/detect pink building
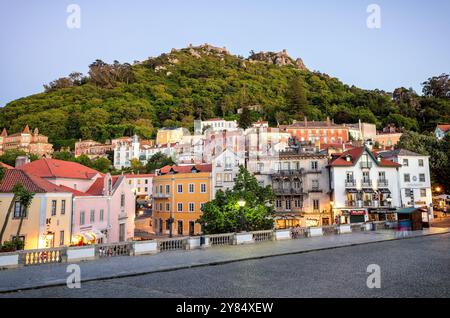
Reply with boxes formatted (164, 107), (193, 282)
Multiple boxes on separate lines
(19, 158), (135, 244)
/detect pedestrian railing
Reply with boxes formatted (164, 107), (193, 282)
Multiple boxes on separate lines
(290, 228), (306, 239)
(208, 233), (234, 246)
(252, 230), (274, 242)
(95, 242), (133, 258)
(322, 225), (337, 236)
(19, 247), (66, 266)
(158, 237), (187, 251)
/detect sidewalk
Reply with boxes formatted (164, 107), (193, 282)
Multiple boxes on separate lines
(1, 227), (449, 293)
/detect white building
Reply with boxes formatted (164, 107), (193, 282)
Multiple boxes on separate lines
(329, 146), (402, 224)
(211, 149), (244, 198)
(194, 118), (238, 134)
(379, 148), (433, 221)
(124, 173), (154, 201)
(113, 135), (140, 169)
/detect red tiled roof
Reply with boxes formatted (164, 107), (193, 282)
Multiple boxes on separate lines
(86, 176), (120, 196)
(159, 164), (212, 174)
(19, 158), (101, 180)
(0, 162), (13, 169)
(437, 124), (450, 133)
(0, 169), (72, 193)
(329, 147), (401, 167)
(1, 128), (7, 137)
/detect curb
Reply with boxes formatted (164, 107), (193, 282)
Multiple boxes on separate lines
(1, 230), (449, 294)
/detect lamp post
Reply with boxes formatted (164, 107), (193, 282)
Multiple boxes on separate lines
(237, 199), (246, 232)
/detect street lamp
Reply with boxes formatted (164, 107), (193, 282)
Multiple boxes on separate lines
(238, 199), (246, 208)
(236, 199), (246, 233)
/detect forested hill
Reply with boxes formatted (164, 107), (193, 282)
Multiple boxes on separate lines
(0, 43), (449, 149)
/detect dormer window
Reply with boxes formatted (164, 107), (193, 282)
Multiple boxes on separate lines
(346, 155), (352, 162)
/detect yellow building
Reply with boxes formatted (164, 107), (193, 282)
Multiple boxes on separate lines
(156, 127), (185, 146)
(153, 164), (212, 236)
(0, 169), (73, 250)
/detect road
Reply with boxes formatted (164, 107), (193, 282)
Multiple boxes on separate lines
(2, 233), (449, 298)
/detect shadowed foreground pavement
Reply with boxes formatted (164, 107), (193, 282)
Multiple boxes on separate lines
(2, 233), (449, 298)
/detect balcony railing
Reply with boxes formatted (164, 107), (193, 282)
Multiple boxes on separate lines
(360, 162), (372, 169)
(309, 187), (322, 193)
(345, 180), (356, 187)
(361, 179), (372, 187)
(377, 179), (388, 187)
(345, 200), (364, 208)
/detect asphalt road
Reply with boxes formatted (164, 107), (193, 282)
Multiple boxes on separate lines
(2, 233), (449, 298)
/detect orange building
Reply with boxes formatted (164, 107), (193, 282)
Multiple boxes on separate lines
(152, 164), (212, 237)
(280, 117), (349, 144)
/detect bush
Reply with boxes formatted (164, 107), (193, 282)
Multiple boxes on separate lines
(0, 238), (24, 252)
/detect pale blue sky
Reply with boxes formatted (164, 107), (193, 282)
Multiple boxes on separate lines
(0, 0), (449, 106)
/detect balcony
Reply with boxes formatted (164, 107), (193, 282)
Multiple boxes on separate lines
(345, 180), (356, 187)
(309, 187), (322, 193)
(377, 179), (389, 187)
(306, 168), (322, 174)
(345, 200), (364, 208)
(154, 193), (170, 199)
(360, 162), (372, 169)
(361, 179), (372, 187)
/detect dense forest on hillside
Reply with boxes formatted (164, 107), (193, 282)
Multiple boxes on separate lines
(0, 44), (449, 150)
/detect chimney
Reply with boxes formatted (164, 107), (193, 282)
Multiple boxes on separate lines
(15, 156), (30, 168)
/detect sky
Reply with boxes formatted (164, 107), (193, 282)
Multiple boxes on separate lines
(0, 0), (449, 106)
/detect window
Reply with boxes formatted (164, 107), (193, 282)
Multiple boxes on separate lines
(80, 211), (85, 225)
(418, 159), (424, 167)
(120, 194), (125, 207)
(177, 184), (183, 193)
(51, 200), (57, 216)
(312, 180), (319, 190)
(346, 172), (354, 182)
(165, 185), (170, 194)
(419, 174), (425, 182)
(200, 183), (207, 193)
(420, 188), (427, 197)
(177, 203), (183, 212)
(61, 200), (66, 215)
(159, 185), (163, 193)
(275, 200), (282, 208)
(378, 171), (386, 180)
(286, 200), (291, 210)
(294, 199), (302, 208)
(313, 200), (320, 211)
(189, 203), (195, 212)
(188, 184), (194, 193)
(404, 174), (410, 182)
(166, 203), (170, 211)
(145, 179), (148, 184)
(311, 161), (318, 170)
(144, 187), (148, 192)
(99, 209), (104, 222)
(159, 203), (163, 211)
(403, 159), (409, 166)
(59, 231), (65, 246)
(200, 203), (206, 210)
(224, 173), (232, 182)
(405, 189), (412, 197)
(90, 210), (95, 223)
(13, 202), (24, 218)
(257, 162), (264, 172)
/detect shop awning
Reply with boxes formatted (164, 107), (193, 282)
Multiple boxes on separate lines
(346, 188), (359, 193)
(378, 188), (391, 194)
(363, 189), (375, 193)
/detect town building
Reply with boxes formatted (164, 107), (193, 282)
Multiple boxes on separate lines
(280, 117), (349, 144)
(211, 149), (244, 198)
(379, 149), (433, 221)
(152, 164), (212, 236)
(329, 147), (402, 224)
(124, 173), (154, 200)
(156, 127), (186, 146)
(271, 150), (331, 228)
(71, 174), (135, 244)
(344, 120), (376, 141)
(435, 124), (450, 139)
(18, 158), (135, 244)
(370, 132), (403, 148)
(0, 126), (53, 157)
(0, 169), (73, 250)
(194, 118), (238, 134)
(74, 139), (114, 159)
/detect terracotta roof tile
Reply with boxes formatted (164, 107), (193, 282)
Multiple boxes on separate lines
(329, 146), (401, 168)
(437, 124), (450, 132)
(0, 169), (72, 193)
(0, 162), (14, 169)
(159, 164), (212, 174)
(19, 158), (101, 180)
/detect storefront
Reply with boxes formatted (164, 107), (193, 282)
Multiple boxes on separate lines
(368, 208), (397, 221)
(339, 209), (368, 224)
